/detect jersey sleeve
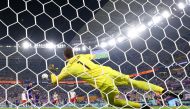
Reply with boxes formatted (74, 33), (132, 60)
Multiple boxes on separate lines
(57, 67), (70, 81)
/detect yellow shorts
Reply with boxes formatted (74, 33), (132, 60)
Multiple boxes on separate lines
(93, 66), (130, 95)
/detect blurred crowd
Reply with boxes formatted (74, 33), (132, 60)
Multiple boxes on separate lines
(0, 66), (190, 108)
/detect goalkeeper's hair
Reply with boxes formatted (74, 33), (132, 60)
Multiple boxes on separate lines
(64, 47), (73, 59)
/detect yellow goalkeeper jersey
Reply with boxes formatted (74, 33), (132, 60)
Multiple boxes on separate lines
(51, 54), (121, 90)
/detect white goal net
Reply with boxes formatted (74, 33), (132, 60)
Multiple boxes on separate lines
(0, 0), (190, 108)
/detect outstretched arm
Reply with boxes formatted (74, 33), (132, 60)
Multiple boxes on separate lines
(57, 67), (69, 82)
(48, 64), (69, 84)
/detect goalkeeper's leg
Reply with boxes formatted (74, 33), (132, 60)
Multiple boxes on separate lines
(113, 73), (182, 103)
(129, 78), (164, 93)
(101, 88), (141, 108)
(105, 67), (164, 93)
(113, 73), (164, 93)
(116, 75), (183, 102)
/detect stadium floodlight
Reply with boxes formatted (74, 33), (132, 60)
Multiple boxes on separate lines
(127, 25), (146, 39)
(6, 46), (11, 48)
(22, 41), (31, 49)
(82, 46), (86, 51)
(46, 42), (56, 49)
(100, 42), (107, 48)
(177, 2), (185, 9)
(161, 11), (171, 18)
(128, 31), (138, 39)
(147, 21), (154, 26)
(108, 39), (116, 46)
(127, 27), (138, 39)
(137, 24), (146, 32)
(117, 36), (125, 43)
(153, 16), (162, 24)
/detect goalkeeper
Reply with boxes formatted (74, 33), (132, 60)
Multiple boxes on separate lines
(49, 47), (178, 108)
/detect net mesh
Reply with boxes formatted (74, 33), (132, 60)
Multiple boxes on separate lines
(0, 0), (190, 108)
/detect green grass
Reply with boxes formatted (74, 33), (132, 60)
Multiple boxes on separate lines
(1, 106), (190, 109)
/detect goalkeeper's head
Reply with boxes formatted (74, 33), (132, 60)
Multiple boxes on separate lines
(64, 47), (73, 60)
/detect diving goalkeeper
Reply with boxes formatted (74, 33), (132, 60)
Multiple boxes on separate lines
(49, 47), (179, 108)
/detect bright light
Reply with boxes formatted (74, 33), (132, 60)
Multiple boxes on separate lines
(108, 39), (116, 46)
(82, 46), (86, 51)
(161, 11), (171, 18)
(46, 42), (56, 49)
(127, 24), (146, 39)
(6, 46), (11, 48)
(100, 42), (107, 48)
(117, 37), (125, 43)
(127, 28), (138, 39)
(22, 41), (31, 49)
(153, 16), (162, 24)
(137, 24), (146, 32)
(177, 2), (185, 9)
(147, 21), (153, 26)
(74, 47), (80, 51)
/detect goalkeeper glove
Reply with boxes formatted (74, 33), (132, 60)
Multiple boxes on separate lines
(48, 64), (59, 72)
(50, 73), (57, 85)
(48, 64), (58, 85)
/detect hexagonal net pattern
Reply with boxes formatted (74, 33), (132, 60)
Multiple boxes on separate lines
(0, 0), (190, 109)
